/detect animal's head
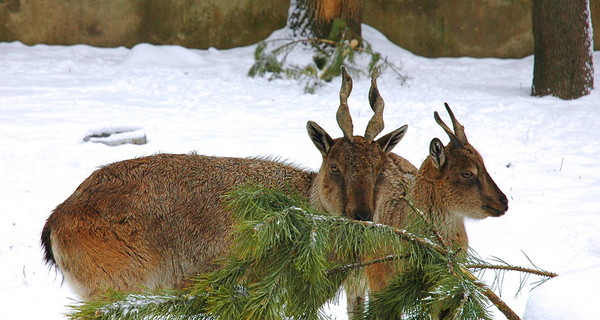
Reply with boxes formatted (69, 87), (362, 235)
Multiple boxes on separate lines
(307, 68), (408, 221)
(426, 103), (508, 219)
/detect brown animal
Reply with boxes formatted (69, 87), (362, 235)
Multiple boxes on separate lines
(42, 155), (314, 298)
(41, 68), (411, 301)
(366, 103), (509, 297)
(331, 70), (416, 317)
(308, 68), (412, 222)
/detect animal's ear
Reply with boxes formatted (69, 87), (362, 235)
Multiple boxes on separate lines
(429, 138), (446, 171)
(307, 121), (334, 157)
(376, 125), (408, 153)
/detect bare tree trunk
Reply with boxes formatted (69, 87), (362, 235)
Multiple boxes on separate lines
(532, 0), (594, 100)
(288, 0), (362, 41)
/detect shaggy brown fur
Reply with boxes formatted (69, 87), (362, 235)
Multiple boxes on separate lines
(41, 69), (412, 301)
(41, 154), (314, 298)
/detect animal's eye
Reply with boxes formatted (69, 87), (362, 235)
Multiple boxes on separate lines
(461, 172), (473, 179)
(330, 164), (340, 173)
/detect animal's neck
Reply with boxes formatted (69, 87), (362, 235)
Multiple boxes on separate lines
(428, 203), (468, 251)
(309, 171), (328, 212)
(412, 161), (468, 251)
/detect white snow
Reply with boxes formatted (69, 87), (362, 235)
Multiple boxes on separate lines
(523, 265), (600, 320)
(1, 25), (599, 319)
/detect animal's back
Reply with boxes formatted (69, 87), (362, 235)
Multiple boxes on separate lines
(41, 153), (314, 298)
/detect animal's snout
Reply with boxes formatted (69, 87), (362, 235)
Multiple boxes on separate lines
(499, 194), (509, 211)
(351, 208), (373, 222)
(484, 194), (509, 217)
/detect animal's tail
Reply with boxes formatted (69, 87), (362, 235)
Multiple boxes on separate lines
(40, 222), (56, 267)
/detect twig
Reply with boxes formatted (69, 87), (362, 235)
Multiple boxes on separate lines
(266, 37), (341, 54)
(478, 284), (521, 320)
(326, 254), (409, 276)
(467, 264), (558, 278)
(461, 267), (521, 320)
(252, 207), (294, 231)
(342, 217), (449, 255)
(393, 190), (525, 319)
(266, 36), (376, 57)
(400, 193), (449, 249)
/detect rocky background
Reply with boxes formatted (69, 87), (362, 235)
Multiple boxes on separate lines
(0, 0), (598, 58)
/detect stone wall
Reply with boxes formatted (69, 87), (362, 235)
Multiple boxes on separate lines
(0, 0), (289, 49)
(0, 0), (598, 58)
(363, 0), (600, 58)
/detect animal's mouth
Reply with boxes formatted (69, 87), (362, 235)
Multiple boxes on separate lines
(484, 205), (507, 217)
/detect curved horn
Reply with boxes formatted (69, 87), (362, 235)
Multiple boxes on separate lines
(434, 107), (464, 148)
(337, 67), (354, 141)
(365, 68), (385, 142)
(443, 102), (468, 144)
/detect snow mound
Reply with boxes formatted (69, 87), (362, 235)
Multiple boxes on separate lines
(83, 126), (147, 146)
(523, 265), (600, 320)
(121, 43), (206, 67)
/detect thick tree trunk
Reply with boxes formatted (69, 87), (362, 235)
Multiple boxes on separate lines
(288, 0), (362, 41)
(532, 0), (594, 99)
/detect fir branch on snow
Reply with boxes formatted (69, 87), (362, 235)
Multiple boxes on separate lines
(248, 27), (408, 93)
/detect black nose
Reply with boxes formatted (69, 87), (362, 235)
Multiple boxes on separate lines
(500, 194), (509, 210)
(353, 209), (372, 222)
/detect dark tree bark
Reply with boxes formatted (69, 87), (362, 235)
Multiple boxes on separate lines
(288, 0), (363, 41)
(532, 0), (594, 100)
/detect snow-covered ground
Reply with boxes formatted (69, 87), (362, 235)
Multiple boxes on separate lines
(1, 25), (599, 319)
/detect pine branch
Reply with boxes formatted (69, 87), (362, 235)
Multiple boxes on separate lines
(248, 201), (447, 257)
(265, 37), (340, 52)
(391, 189), (541, 319)
(479, 285), (521, 320)
(400, 192), (449, 249)
(330, 255), (551, 320)
(68, 290), (211, 320)
(326, 254), (409, 276)
(469, 274), (521, 320)
(467, 263), (558, 278)
(68, 185), (558, 320)
(249, 30), (409, 93)
(353, 219), (447, 256)
(390, 189), (525, 319)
